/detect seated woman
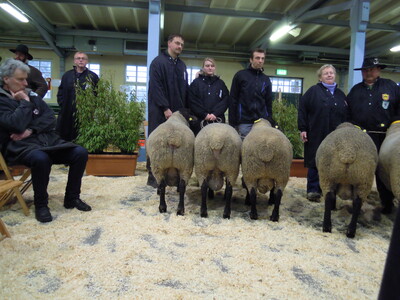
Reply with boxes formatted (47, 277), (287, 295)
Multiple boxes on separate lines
(188, 57), (229, 135)
(0, 58), (91, 223)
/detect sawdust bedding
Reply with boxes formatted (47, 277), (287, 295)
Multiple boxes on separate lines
(0, 162), (396, 299)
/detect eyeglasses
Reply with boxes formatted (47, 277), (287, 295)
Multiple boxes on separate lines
(75, 57), (88, 60)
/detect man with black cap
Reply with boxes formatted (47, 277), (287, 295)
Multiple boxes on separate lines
(9, 44), (48, 98)
(347, 57), (400, 214)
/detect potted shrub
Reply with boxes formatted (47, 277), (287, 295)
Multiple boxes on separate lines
(272, 99), (307, 177)
(75, 76), (145, 176)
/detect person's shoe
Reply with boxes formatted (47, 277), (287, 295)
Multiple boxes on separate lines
(64, 198), (92, 211)
(147, 172), (158, 188)
(35, 206), (53, 223)
(307, 192), (321, 202)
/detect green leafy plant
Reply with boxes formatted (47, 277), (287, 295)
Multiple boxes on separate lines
(273, 99), (304, 158)
(75, 77), (145, 154)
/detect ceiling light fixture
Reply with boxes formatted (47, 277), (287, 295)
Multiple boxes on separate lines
(0, 3), (29, 23)
(269, 24), (296, 42)
(390, 45), (400, 52)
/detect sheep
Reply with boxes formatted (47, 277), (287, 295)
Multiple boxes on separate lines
(194, 123), (242, 219)
(241, 119), (293, 221)
(146, 110), (195, 215)
(377, 122), (400, 211)
(316, 122), (378, 238)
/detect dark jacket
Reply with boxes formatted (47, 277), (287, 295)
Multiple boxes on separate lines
(229, 65), (273, 126)
(347, 77), (400, 133)
(188, 74), (229, 133)
(27, 64), (48, 98)
(298, 83), (348, 168)
(148, 51), (188, 135)
(0, 87), (76, 164)
(56, 67), (99, 141)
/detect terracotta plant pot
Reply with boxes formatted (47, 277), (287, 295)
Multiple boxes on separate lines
(86, 154), (138, 176)
(290, 159), (307, 178)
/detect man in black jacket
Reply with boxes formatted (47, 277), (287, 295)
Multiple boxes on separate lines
(229, 48), (274, 139)
(347, 57), (400, 214)
(0, 59), (91, 223)
(57, 51), (99, 141)
(147, 34), (189, 186)
(10, 44), (48, 98)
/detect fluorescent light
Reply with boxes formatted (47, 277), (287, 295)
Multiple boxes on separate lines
(390, 45), (400, 52)
(0, 3), (29, 23)
(270, 24), (295, 42)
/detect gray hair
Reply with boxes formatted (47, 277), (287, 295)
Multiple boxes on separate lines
(0, 58), (30, 85)
(317, 64), (336, 79)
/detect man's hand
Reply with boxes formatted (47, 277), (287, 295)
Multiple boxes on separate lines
(164, 109), (172, 119)
(11, 90), (30, 101)
(10, 129), (32, 141)
(205, 114), (217, 121)
(300, 131), (308, 142)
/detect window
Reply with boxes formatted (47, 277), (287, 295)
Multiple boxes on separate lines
(30, 60), (51, 99)
(88, 63), (100, 76)
(270, 77), (303, 94)
(187, 66), (201, 84)
(125, 65), (147, 101)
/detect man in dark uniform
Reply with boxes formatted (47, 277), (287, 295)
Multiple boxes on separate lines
(147, 34), (189, 186)
(10, 44), (48, 98)
(229, 48), (274, 139)
(57, 51), (99, 142)
(347, 57), (400, 214)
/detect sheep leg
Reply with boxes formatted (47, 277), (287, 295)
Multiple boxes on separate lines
(270, 188), (282, 222)
(242, 177), (251, 206)
(158, 180), (167, 213)
(177, 179), (186, 216)
(200, 180), (208, 218)
(208, 189), (215, 199)
(322, 191), (335, 233)
(268, 187), (276, 205)
(223, 180), (232, 219)
(249, 187), (258, 220)
(346, 196), (362, 238)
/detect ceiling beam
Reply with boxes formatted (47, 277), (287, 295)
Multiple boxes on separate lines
(297, 1), (352, 22)
(8, 0), (65, 57)
(55, 29), (147, 40)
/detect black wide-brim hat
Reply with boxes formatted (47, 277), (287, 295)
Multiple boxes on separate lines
(354, 57), (387, 70)
(9, 44), (33, 60)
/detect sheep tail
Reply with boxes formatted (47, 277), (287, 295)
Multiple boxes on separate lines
(256, 139), (274, 163)
(338, 146), (356, 164)
(167, 133), (182, 150)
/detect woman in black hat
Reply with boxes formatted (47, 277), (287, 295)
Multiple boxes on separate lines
(9, 44), (48, 98)
(347, 57), (400, 214)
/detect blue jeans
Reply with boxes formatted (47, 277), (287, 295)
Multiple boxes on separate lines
(238, 124), (253, 140)
(21, 146), (88, 208)
(307, 167), (322, 194)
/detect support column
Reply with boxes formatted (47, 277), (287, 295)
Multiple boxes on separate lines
(146, 0), (164, 126)
(348, 0), (369, 91)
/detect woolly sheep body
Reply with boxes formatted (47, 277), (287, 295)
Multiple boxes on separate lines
(194, 123), (242, 218)
(316, 122), (378, 238)
(378, 122), (400, 203)
(241, 119), (293, 221)
(146, 111), (195, 215)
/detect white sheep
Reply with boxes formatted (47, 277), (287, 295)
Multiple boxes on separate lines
(378, 122), (400, 211)
(316, 122), (378, 238)
(146, 110), (195, 215)
(194, 123), (242, 219)
(241, 119), (293, 221)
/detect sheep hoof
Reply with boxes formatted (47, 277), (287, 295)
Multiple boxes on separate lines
(322, 226), (332, 233)
(346, 230), (355, 238)
(159, 206), (167, 213)
(201, 212), (208, 218)
(177, 209), (185, 216)
(223, 214), (230, 219)
(250, 212), (258, 220)
(270, 215), (279, 222)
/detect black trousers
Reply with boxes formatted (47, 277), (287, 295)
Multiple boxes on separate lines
(21, 146), (88, 208)
(378, 205), (400, 299)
